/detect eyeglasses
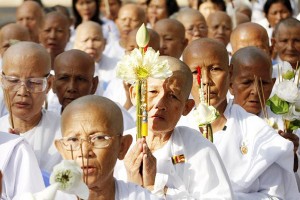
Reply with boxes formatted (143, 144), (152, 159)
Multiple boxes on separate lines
(59, 133), (121, 151)
(186, 25), (207, 35)
(1, 73), (50, 93)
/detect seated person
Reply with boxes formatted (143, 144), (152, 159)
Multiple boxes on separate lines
(0, 131), (44, 199)
(182, 38), (300, 199)
(176, 8), (208, 44)
(115, 56), (234, 199)
(0, 42), (62, 173)
(50, 49), (135, 130)
(54, 95), (160, 199)
(153, 19), (187, 59)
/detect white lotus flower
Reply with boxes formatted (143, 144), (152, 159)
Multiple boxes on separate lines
(193, 103), (219, 126)
(281, 61), (295, 80)
(275, 80), (300, 103)
(50, 160), (89, 200)
(116, 47), (172, 84)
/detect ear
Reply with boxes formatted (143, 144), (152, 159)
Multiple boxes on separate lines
(129, 84), (137, 106)
(182, 38), (188, 50)
(90, 76), (99, 95)
(54, 139), (68, 159)
(182, 99), (195, 116)
(118, 134), (133, 160)
(46, 74), (53, 94)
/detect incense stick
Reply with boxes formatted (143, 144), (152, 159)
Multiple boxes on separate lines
(254, 76), (266, 118)
(86, 153), (89, 185)
(277, 64), (281, 83)
(207, 85), (210, 106)
(3, 89), (14, 129)
(259, 77), (268, 119)
(80, 143), (86, 183)
(70, 145), (74, 160)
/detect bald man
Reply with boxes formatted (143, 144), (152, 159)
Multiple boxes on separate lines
(153, 19), (188, 59)
(16, 1), (44, 43)
(115, 56), (234, 199)
(176, 8), (208, 44)
(181, 38), (300, 199)
(74, 21), (118, 94)
(50, 49), (135, 130)
(104, 3), (146, 60)
(0, 42), (62, 174)
(55, 95), (159, 199)
(39, 11), (70, 68)
(230, 22), (271, 55)
(207, 11), (232, 47)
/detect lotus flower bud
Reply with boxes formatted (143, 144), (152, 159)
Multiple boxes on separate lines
(136, 23), (150, 48)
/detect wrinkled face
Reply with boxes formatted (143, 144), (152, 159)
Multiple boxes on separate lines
(154, 23), (186, 59)
(53, 58), (96, 110)
(2, 54), (51, 121)
(231, 30), (270, 55)
(39, 15), (70, 57)
(146, 76), (189, 134)
(75, 0), (97, 21)
(275, 25), (300, 68)
(207, 15), (232, 46)
(199, 2), (218, 19)
(125, 33), (138, 54)
(75, 27), (105, 62)
(100, 0), (121, 21)
(181, 14), (208, 44)
(59, 106), (122, 188)
(267, 2), (291, 27)
(230, 60), (274, 115)
(16, 6), (41, 38)
(116, 7), (143, 39)
(147, 0), (168, 25)
(184, 48), (229, 110)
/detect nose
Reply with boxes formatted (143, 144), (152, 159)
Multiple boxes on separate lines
(66, 78), (77, 93)
(16, 82), (30, 96)
(86, 39), (93, 48)
(217, 26), (225, 34)
(201, 69), (212, 87)
(80, 140), (94, 158)
(250, 82), (258, 95)
(49, 29), (56, 38)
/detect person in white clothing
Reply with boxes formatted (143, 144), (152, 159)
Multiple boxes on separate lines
(116, 56), (234, 199)
(103, 4), (146, 61)
(182, 38), (300, 199)
(0, 42), (62, 173)
(0, 131), (45, 200)
(54, 95), (160, 200)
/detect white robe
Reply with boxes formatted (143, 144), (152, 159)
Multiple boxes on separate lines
(55, 179), (161, 200)
(0, 89), (8, 117)
(103, 39), (125, 61)
(217, 103), (300, 199)
(115, 126), (234, 199)
(0, 110), (62, 173)
(0, 131), (45, 200)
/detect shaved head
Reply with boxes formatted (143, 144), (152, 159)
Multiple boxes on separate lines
(231, 46), (272, 79)
(230, 22), (270, 54)
(159, 56), (193, 99)
(16, 1), (44, 42)
(3, 41), (50, 73)
(62, 95), (124, 135)
(0, 23), (30, 56)
(176, 8), (206, 23)
(183, 38), (229, 67)
(75, 21), (103, 39)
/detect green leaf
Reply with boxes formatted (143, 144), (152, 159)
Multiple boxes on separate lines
(289, 120), (300, 131)
(266, 95), (289, 114)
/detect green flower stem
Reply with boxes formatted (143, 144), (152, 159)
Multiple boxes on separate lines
(136, 80), (142, 139)
(207, 124), (213, 143)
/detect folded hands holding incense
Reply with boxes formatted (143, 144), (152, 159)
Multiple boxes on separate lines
(124, 138), (156, 191)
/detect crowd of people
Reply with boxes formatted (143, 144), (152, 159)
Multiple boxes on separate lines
(1, 0), (300, 199)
